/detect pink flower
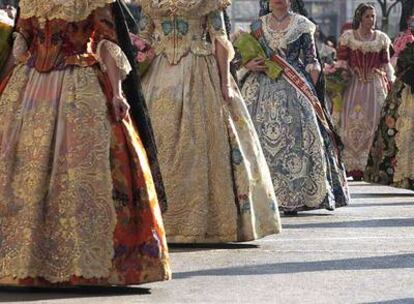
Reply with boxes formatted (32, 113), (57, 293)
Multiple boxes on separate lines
(324, 63), (337, 75)
(136, 52), (147, 63)
(129, 33), (146, 51)
(385, 116), (396, 129)
(393, 31), (414, 56)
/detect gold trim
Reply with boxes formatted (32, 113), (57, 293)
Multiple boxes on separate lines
(136, 0), (231, 17)
(19, 0), (116, 22)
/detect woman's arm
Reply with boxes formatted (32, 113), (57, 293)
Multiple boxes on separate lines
(301, 33), (321, 86)
(381, 46), (396, 84)
(207, 10), (235, 102)
(92, 6), (132, 121)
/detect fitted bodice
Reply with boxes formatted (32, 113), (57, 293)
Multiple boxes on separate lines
(18, 18), (94, 72)
(138, 0), (230, 64)
(152, 16), (213, 64)
(15, 4), (120, 73)
(338, 30), (391, 82)
(255, 14), (319, 74)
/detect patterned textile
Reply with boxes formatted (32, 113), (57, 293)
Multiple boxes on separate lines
(139, 0), (281, 243)
(241, 14), (349, 212)
(0, 3), (170, 286)
(365, 81), (414, 189)
(336, 30), (393, 179)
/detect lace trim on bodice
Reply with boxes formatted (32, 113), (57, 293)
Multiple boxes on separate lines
(19, 0), (115, 22)
(138, 2), (232, 65)
(339, 30), (391, 54)
(136, 0), (231, 17)
(261, 13), (315, 51)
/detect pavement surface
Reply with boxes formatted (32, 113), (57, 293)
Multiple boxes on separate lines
(1, 182), (414, 304)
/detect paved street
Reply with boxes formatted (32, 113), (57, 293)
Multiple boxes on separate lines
(1, 182), (414, 304)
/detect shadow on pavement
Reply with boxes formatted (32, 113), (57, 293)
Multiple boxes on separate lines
(0, 286), (151, 302)
(173, 253), (414, 279)
(352, 193), (414, 198)
(350, 202), (414, 208)
(361, 299), (414, 304)
(169, 243), (259, 252)
(283, 218), (414, 229)
(281, 213), (333, 218)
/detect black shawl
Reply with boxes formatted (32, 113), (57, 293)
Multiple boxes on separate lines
(112, 1), (168, 212)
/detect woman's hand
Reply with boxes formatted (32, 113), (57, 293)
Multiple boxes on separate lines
(112, 95), (130, 122)
(221, 83), (235, 104)
(244, 57), (267, 72)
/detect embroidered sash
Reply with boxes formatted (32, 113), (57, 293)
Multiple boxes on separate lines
(251, 19), (342, 155)
(251, 20), (330, 129)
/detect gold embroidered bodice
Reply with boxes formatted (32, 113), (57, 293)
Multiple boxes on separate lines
(137, 0), (231, 65)
(15, 1), (130, 74)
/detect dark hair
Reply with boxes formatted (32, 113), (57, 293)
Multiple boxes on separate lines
(352, 3), (375, 30)
(326, 35), (337, 49)
(259, 0), (308, 17)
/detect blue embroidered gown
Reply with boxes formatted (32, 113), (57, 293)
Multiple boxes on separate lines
(241, 13), (350, 212)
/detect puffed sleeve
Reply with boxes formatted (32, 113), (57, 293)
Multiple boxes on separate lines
(13, 17), (33, 63)
(137, 11), (154, 44)
(381, 45), (395, 83)
(207, 10), (235, 61)
(336, 31), (351, 69)
(300, 33), (321, 73)
(91, 6), (132, 80)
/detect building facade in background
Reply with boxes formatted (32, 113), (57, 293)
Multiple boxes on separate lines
(230, 0), (402, 38)
(0, 0), (404, 38)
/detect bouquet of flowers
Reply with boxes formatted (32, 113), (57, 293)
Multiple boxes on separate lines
(324, 62), (350, 125)
(129, 33), (155, 76)
(324, 62), (350, 94)
(233, 30), (283, 80)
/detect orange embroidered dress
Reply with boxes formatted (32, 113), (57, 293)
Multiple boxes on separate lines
(0, 0), (170, 286)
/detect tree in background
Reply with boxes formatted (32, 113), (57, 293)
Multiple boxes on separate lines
(375, 0), (403, 33)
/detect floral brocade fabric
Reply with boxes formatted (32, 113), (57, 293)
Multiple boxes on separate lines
(365, 81), (414, 190)
(241, 14), (349, 212)
(139, 0), (281, 243)
(0, 3), (170, 286)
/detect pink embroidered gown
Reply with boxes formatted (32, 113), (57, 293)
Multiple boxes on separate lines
(336, 29), (394, 180)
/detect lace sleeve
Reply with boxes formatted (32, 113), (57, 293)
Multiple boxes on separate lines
(207, 10), (235, 61)
(381, 48), (395, 82)
(12, 32), (28, 63)
(96, 40), (132, 80)
(12, 17), (32, 63)
(301, 33), (321, 73)
(92, 6), (132, 80)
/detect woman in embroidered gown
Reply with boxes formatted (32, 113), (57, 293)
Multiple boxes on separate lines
(0, 0), (170, 286)
(336, 3), (394, 180)
(136, 0), (281, 243)
(365, 16), (414, 189)
(239, 0), (349, 214)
